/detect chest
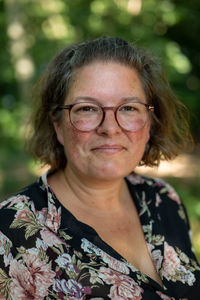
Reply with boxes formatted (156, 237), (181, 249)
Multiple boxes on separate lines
(80, 210), (163, 287)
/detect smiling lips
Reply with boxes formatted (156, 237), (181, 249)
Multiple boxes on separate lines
(92, 144), (125, 153)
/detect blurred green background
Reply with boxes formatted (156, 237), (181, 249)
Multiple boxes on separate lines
(0, 0), (200, 260)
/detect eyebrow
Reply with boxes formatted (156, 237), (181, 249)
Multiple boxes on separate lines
(72, 96), (146, 105)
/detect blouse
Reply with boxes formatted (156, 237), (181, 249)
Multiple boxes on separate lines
(0, 172), (199, 300)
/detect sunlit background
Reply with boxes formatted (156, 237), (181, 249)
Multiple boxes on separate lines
(0, 0), (200, 260)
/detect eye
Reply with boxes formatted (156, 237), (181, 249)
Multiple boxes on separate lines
(73, 104), (100, 114)
(80, 106), (97, 112)
(120, 105), (137, 112)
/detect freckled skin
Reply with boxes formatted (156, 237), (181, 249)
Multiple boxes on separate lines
(54, 61), (150, 183)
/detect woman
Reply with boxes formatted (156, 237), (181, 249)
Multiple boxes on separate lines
(0, 37), (199, 299)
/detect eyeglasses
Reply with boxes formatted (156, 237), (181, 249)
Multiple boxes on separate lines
(56, 102), (154, 132)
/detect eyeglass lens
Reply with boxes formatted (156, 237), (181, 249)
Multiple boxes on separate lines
(70, 102), (149, 131)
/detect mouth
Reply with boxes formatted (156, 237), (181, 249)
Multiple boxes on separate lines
(92, 144), (126, 153)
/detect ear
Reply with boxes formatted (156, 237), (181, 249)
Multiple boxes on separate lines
(53, 121), (64, 146)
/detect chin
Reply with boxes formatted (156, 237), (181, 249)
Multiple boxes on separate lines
(89, 166), (130, 181)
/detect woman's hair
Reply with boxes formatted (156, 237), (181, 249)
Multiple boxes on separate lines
(27, 37), (192, 170)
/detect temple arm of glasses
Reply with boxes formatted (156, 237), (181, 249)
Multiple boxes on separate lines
(146, 105), (154, 112)
(56, 103), (154, 112)
(56, 105), (71, 110)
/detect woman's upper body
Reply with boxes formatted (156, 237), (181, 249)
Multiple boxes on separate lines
(0, 37), (198, 299)
(0, 172), (199, 299)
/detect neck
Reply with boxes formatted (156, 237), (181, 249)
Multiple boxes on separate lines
(57, 166), (129, 213)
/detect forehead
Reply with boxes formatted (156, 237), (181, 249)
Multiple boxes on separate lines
(66, 61), (146, 105)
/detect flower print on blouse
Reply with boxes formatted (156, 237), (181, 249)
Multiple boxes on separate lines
(0, 172), (199, 300)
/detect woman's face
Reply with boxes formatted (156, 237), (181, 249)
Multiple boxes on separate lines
(54, 61), (150, 181)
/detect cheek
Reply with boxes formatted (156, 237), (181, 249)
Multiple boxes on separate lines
(129, 126), (150, 145)
(63, 126), (91, 157)
(142, 123), (151, 144)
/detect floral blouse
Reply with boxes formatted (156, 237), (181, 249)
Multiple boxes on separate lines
(0, 172), (199, 300)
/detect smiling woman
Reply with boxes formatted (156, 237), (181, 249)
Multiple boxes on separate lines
(0, 37), (199, 300)
(51, 61), (151, 181)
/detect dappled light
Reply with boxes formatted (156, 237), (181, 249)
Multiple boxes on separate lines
(42, 15), (74, 40)
(40, 0), (65, 13)
(114, 0), (142, 15)
(166, 42), (192, 74)
(15, 57), (35, 79)
(127, 0), (142, 15)
(7, 21), (24, 40)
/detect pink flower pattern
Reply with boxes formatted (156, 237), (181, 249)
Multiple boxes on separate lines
(147, 243), (162, 272)
(167, 190), (181, 205)
(99, 267), (144, 300)
(0, 172), (199, 299)
(162, 242), (181, 279)
(0, 195), (29, 209)
(40, 228), (66, 247)
(154, 179), (181, 205)
(36, 207), (48, 225)
(53, 278), (91, 298)
(14, 208), (33, 222)
(101, 251), (130, 275)
(46, 203), (61, 232)
(9, 254), (55, 300)
(127, 173), (145, 185)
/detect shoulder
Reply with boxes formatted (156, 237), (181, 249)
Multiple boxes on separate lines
(0, 178), (56, 299)
(126, 173), (198, 258)
(0, 178), (47, 211)
(126, 172), (181, 203)
(0, 178), (47, 242)
(126, 172), (188, 224)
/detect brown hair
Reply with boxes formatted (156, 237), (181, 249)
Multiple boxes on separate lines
(27, 37), (192, 169)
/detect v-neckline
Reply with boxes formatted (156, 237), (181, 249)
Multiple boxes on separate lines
(42, 172), (165, 291)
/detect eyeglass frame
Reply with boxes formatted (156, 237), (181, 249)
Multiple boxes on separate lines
(56, 102), (154, 132)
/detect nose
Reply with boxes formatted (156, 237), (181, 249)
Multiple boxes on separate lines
(96, 108), (122, 136)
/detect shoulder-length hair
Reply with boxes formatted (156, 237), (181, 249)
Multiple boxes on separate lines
(27, 37), (192, 170)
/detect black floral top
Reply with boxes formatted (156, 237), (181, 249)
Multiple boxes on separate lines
(0, 172), (199, 300)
